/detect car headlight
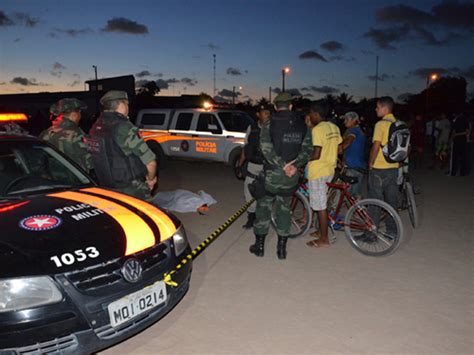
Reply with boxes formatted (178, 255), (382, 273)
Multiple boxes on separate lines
(0, 277), (63, 313)
(172, 226), (189, 256)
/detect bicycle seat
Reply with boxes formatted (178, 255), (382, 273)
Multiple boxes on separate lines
(339, 174), (358, 185)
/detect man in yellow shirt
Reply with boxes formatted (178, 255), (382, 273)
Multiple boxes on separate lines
(366, 96), (400, 241)
(306, 104), (342, 248)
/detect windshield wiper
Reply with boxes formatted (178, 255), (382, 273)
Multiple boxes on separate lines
(8, 184), (75, 195)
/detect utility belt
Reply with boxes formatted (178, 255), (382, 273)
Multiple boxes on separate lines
(248, 169), (298, 199)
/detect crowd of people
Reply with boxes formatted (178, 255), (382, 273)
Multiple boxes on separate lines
(239, 94), (472, 259)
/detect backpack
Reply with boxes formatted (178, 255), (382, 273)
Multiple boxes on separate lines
(382, 119), (410, 163)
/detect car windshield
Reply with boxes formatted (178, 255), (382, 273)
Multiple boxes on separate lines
(0, 140), (92, 198)
(218, 111), (254, 133)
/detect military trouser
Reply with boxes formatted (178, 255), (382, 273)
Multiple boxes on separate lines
(253, 193), (292, 237)
(244, 162), (263, 213)
(110, 179), (152, 201)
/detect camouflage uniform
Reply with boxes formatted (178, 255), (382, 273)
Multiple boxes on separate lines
(109, 112), (155, 200)
(89, 90), (156, 201)
(41, 98), (92, 172)
(253, 119), (312, 237)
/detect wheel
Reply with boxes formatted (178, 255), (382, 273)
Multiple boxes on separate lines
(404, 182), (418, 228)
(344, 198), (404, 257)
(229, 148), (244, 180)
(271, 190), (312, 239)
(146, 141), (166, 170)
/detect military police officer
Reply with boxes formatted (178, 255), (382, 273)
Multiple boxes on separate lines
(41, 98), (92, 172)
(251, 93), (312, 259)
(88, 91), (157, 200)
(240, 104), (272, 229)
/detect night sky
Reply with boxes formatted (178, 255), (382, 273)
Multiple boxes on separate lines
(1, 0), (473, 102)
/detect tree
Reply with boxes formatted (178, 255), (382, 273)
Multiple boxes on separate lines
(137, 81), (160, 97)
(336, 92), (354, 106)
(256, 97), (270, 107)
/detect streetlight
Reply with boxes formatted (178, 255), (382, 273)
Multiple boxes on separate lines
(425, 73), (439, 115)
(281, 67), (290, 93)
(232, 85), (242, 105)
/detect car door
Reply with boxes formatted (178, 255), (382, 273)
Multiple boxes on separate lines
(167, 111), (196, 158)
(193, 113), (225, 161)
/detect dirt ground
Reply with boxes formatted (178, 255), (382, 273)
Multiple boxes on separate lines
(102, 160), (474, 355)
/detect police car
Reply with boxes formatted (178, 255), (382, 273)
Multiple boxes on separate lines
(135, 103), (254, 178)
(0, 114), (192, 354)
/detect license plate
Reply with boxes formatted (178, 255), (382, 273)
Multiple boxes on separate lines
(108, 281), (167, 328)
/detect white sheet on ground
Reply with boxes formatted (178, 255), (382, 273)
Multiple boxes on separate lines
(152, 189), (217, 213)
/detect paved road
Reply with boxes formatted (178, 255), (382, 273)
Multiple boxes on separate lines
(103, 160), (473, 354)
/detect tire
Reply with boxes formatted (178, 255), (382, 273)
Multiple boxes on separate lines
(146, 141), (166, 169)
(344, 198), (404, 257)
(229, 148), (244, 180)
(271, 190), (312, 239)
(404, 182), (418, 228)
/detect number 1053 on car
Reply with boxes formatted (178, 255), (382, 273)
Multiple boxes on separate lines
(108, 281), (167, 328)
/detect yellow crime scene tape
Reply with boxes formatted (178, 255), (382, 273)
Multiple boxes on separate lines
(163, 198), (256, 287)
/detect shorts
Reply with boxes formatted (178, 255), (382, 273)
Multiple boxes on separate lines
(309, 175), (333, 211)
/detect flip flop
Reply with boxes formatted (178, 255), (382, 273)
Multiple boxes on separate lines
(309, 230), (321, 239)
(306, 239), (330, 248)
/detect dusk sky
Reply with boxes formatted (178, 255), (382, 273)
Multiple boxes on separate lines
(0, 0), (473, 103)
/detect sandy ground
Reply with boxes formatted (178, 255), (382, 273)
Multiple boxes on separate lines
(102, 160), (474, 355)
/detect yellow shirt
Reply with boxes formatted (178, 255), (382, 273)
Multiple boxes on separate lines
(373, 114), (400, 169)
(308, 121), (342, 180)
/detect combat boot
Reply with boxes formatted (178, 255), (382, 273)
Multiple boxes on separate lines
(277, 235), (288, 260)
(249, 234), (266, 257)
(242, 213), (256, 229)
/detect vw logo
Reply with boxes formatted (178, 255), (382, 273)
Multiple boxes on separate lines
(121, 258), (143, 283)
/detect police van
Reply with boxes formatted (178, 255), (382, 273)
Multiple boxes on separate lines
(135, 104), (254, 177)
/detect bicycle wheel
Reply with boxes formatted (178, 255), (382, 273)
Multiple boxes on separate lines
(271, 190), (312, 239)
(404, 182), (418, 228)
(344, 198), (404, 257)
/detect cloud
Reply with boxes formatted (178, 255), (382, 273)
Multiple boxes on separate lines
(320, 40), (344, 52)
(14, 12), (39, 27)
(10, 77), (49, 86)
(213, 95), (230, 103)
(298, 50), (328, 62)
(202, 42), (220, 50)
(103, 17), (148, 34)
(0, 11), (14, 26)
(363, 25), (410, 50)
(329, 55), (356, 62)
(454, 65), (474, 80)
(14, 38), (21, 42)
(302, 86), (340, 94)
(368, 2), (474, 50)
(135, 70), (151, 78)
(51, 28), (94, 37)
(410, 67), (450, 78)
(272, 88), (302, 96)
(155, 78), (179, 90)
(51, 62), (67, 78)
(367, 73), (393, 81)
(226, 67), (243, 76)
(303, 93), (314, 97)
(397, 93), (414, 102)
(181, 77), (198, 86)
(218, 89), (241, 98)
(68, 73), (81, 87)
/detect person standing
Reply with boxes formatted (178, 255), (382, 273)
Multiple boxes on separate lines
(251, 93), (311, 260)
(240, 104), (272, 229)
(448, 112), (469, 176)
(306, 104), (342, 248)
(88, 90), (157, 200)
(434, 113), (451, 169)
(365, 96), (400, 242)
(340, 111), (366, 198)
(41, 98), (92, 172)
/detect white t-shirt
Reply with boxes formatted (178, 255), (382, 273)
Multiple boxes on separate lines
(436, 118), (451, 144)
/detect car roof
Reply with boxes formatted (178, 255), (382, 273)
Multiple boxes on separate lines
(0, 134), (42, 142)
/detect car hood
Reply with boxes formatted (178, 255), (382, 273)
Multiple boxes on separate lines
(0, 187), (178, 278)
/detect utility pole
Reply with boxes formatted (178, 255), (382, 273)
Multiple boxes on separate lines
(374, 56), (379, 98)
(269, 86), (272, 103)
(232, 86), (236, 105)
(213, 54), (216, 97)
(92, 65), (98, 114)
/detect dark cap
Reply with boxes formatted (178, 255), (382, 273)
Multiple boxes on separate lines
(100, 90), (128, 105)
(50, 98), (87, 115)
(273, 92), (293, 104)
(257, 103), (272, 112)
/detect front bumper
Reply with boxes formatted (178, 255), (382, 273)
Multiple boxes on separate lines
(1, 244), (192, 354)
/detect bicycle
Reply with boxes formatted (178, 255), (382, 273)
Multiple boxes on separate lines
(398, 162), (418, 228)
(271, 171), (404, 257)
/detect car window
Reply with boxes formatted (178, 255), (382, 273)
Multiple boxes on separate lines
(0, 141), (92, 197)
(218, 112), (254, 132)
(140, 113), (166, 127)
(197, 114), (222, 134)
(175, 113), (193, 131)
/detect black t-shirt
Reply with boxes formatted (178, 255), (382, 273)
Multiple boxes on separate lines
(452, 115), (468, 143)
